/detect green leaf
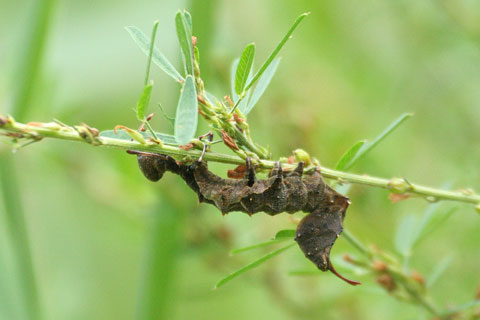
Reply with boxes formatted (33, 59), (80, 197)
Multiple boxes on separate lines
(175, 10), (194, 76)
(136, 82), (153, 121)
(338, 113), (412, 170)
(245, 58), (280, 114)
(99, 130), (178, 145)
(245, 12), (309, 92)
(426, 255), (452, 289)
(183, 10), (193, 32)
(144, 21), (159, 86)
(230, 229), (295, 255)
(126, 26), (183, 82)
(411, 204), (456, 249)
(335, 140), (366, 170)
(235, 43), (256, 95)
(215, 243), (295, 288)
(394, 214), (416, 258)
(230, 59), (251, 113)
(274, 229), (296, 239)
(174, 75), (198, 144)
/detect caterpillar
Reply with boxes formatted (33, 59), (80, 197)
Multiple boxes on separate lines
(129, 150), (360, 285)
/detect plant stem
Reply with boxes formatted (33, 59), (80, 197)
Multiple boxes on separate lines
(1, 116), (480, 208)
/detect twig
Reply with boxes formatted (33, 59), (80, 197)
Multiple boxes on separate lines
(1, 115), (480, 208)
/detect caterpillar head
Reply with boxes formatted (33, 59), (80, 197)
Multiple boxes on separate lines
(295, 196), (360, 286)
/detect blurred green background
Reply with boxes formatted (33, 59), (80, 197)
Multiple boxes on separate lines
(1, 0), (479, 319)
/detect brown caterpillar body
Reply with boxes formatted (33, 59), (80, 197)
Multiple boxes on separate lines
(134, 152), (359, 285)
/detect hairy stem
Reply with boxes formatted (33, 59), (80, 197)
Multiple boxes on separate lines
(1, 115), (479, 208)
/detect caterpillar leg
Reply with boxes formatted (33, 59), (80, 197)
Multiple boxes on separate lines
(295, 210), (360, 286)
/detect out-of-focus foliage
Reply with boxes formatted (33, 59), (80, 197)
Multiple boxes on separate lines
(0, 0), (479, 319)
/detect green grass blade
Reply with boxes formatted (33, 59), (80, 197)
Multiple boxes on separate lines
(245, 58), (280, 114)
(100, 130), (178, 145)
(235, 43), (256, 95)
(144, 21), (159, 86)
(175, 10), (194, 76)
(174, 75), (198, 144)
(215, 243), (295, 288)
(339, 113), (412, 170)
(335, 140), (366, 170)
(244, 12), (309, 92)
(136, 82), (153, 121)
(126, 26), (184, 82)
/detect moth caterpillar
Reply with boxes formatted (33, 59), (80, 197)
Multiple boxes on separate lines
(130, 151), (360, 285)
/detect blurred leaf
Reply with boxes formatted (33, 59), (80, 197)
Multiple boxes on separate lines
(411, 205), (456, 249)
(394, 214), (416, 258)
(338, 113), (412, 170)
(174, 75), (198, 144)
(288, 270), (321, 276)
(245, 12), (309, 92)
(426, 255), (452, 289)
(136, 82), (153, 121)
(143, 21), (159, 86)
(135, 198), (182, 320)
(230, 229), (295, 255)
(100, 130), (178, 145)
(126, 26), (183, 82)
(442, 301), (480, 318)
(175, 10), (194, 76)
(245, 58), (280, 114)
(215, 243), (295, 288)
(205, 91), (219, 105)
(335, 140), (366, 170)
(235, 43), (256, 95)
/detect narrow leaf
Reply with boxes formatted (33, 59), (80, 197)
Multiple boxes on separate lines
(235, 43), (256, 95)
(335, 140), (366, 170)
(340, 113), (412, 170)
(215, 243), (295, 288)
(174, 75), (198, 144)
(231, 229), (295, 255)
(245, 58), (280, 114)
(175, 11), (194, 76)
(411, 205), (456, 249)
(230, 239), (288, 255)
(100, 130), (178, 145)
(394, 214), (416, 257)
(144, 21), (159, 86)
(245, 13), (309, 92)
(426, 255), (452, 288)
(126, 26), (183, 82)
(136, 82), (153, 121)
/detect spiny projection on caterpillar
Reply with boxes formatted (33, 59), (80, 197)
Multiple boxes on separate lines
(128, 148), (361, 286)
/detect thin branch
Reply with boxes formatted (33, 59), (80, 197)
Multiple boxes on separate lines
(1, 115), (479, 209)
